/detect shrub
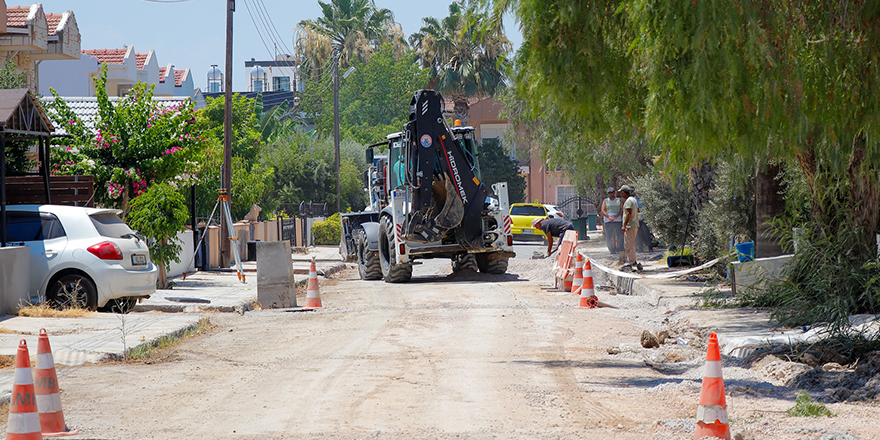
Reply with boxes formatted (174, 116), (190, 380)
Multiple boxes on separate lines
(312, 212), (341, 245)
(633, 173), (690, 248)
(692, 161), (755, 261)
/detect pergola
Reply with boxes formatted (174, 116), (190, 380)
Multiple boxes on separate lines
(0, 88), (55, 247)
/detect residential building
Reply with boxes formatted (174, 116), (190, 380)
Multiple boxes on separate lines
(244, 55), (300, 93)
(0, 1), (81, 93)
(462, 96), (575, 206)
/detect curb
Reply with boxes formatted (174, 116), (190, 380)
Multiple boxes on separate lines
(589, 261), (661, 305)
(136, 263), (349, 314)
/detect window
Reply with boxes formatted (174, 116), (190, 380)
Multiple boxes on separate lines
(273, 76), (291, 92)
(90, 213), (134, 238)
(510, 205), (547, 216)
(117, 84), (134, 97)
(253, 80), (263, 93)
(3, 212), (65, 242)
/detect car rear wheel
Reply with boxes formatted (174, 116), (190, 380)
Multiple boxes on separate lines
(49, 274), (98, 311)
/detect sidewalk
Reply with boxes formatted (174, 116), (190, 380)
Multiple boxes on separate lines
(137, 245), (346, 313)
(0, 246), (348, 363)
(578, 238), (826, 359)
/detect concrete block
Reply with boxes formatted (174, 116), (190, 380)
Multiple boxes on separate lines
(0, 247), (32, 314)
(730, 254), (793, 295)
(256, 241), (295, 308)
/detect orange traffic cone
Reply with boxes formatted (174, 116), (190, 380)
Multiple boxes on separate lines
(571, 253), (584, 295)
(34, 329), (78, 437)
(694, 332), (731, 440)
(7, 340), (41, 440)
(304, 257), (323, 309)
(576, 258), (599, 309)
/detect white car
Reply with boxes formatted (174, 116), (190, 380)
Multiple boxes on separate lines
(3, 205), (157, 312)
(544, 204), (566, 219)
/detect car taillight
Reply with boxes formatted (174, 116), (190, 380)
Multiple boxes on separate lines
(507, 235), (513, 246)
(88, 241), (123, 260)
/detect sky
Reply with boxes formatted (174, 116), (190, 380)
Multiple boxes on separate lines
(34, 0), (522, 92)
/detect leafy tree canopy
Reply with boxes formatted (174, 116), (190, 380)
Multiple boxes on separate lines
(302, 44), (431, 144)
(496, 0), (880, 254)
(478, 138), (526, 203)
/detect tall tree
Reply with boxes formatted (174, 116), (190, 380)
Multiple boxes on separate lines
(300, 44), (431, 143)
(496, 0), (880, 260)
(410, 1), (511, 124)
(295, 0), (399, 81)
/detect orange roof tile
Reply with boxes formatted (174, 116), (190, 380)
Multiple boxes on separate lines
(6, 6), (31, 27)
(46, 13), (64, 35)
(173, 70), (185, 87)
(135, 53), (148, 70)
(82, 48), (127, 65)
(158, 66), (167, 83)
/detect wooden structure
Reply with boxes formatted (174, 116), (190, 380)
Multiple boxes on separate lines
(0, 88), (56, 247)
(4, 175), (93, 206)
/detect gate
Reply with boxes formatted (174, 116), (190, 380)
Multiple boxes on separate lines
(556, 196), (596, 219)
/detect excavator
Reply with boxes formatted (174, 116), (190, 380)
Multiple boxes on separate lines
(339, 89), (515, 282)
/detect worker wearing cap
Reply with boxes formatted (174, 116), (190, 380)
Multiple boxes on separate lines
(532, 217), (575, 257)
(619, 185), (642, 271)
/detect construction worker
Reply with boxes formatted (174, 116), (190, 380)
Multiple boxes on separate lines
(619, 185), (643, 272)
(532, 217), (575, 257)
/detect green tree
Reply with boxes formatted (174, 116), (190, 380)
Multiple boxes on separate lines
(44, 67), (203, 213)
(1, 60), (36, 176)
(496, 0), (880, 326)
(193, 95), (273, 220)
(410, 1), (511, 124)
(126, 183), (189, 289)
(261, 132), (368, 214)
(478, 138), (526, 203)
(301, 44), (431, 144)
(295, 0), (400, 81)
(0, 59), (25, 89)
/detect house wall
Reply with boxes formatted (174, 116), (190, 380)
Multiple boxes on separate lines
(466, 97), (573, 204)
(38, 53), (98, 96)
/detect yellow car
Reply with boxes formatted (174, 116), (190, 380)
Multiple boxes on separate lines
(509, 203), (549, 242)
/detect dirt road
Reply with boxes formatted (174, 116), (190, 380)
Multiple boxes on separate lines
(25, 256), (880, 439)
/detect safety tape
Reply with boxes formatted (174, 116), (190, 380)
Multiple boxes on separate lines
(583, 252), (735, 280)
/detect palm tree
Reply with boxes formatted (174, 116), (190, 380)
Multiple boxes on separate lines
(295, 0), (399, 81)
(409, 1), (511, 125)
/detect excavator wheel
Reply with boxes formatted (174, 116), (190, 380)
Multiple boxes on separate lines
(451, 254), (478, 272)
(356, 229), (382, 280)
(378, 216), (412, 283)
(476, 253), (510, 274)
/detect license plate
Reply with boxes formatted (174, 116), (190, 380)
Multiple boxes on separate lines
(523, 228), (532, 234)
(131, 254), (146, 266)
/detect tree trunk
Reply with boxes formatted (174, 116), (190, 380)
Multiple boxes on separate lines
(452, 97), (469, 126)
(157, 237), (169, 289)
(755, 163), (785, 258)
(690, 161), (715, 212)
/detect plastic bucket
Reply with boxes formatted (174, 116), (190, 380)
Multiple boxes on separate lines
(734, 242), (754, 262)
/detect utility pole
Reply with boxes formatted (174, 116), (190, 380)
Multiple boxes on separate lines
(333, 52), (340, 214)
(221, 0), (234, 268)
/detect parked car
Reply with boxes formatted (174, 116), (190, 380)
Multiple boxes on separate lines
(2, 205), (157, 312)
(544, 204), (566, 219)
(509, 203), (549, 242)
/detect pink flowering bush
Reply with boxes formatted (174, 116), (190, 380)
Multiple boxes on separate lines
(45, 66), (205, 212)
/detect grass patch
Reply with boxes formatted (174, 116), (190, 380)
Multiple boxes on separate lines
(123, 317), (214, 362)
(786, 390), (834, 417)
(15, 303), (92, 318)
(0, 355), (15, 368)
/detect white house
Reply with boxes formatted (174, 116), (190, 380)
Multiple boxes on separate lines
(244, 54), (300, 93)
